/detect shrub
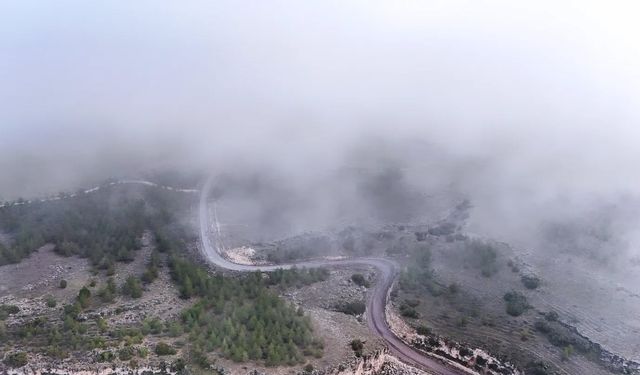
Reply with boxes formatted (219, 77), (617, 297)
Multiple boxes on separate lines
(59, 279), (67, 289)
(534, 320), (551, 333)
(99, 278), (117, 303)
(137, 347), (149, 358)
(3, 351), (28, 368)
(545, 311), (559, 322)
(0, 304), (19, 319)
(455, 316), (468, 328)
(561, 345), (574, 361)
(503, 291), (530, 317)
(336, 301), (366, 316)
(351, 274), (370, 288)
(155, 342), (176, 356)
(171, 358), (186, 372)
(428, 222), (456, 236)
(399, 303), (419, 318)
(78, 286), (91, 308)
(416, 325), (432, 336)
(525, 361), (553, 375)
(448, 283), (459, 294)
(459, 347), (473, 357)
(121, 276), (143, 298)
(119, 347), (135, 361)
(46, 296), (57, 308)
(521, 275), (541, 289)
(350, 339), (364, 357)
(97, 351), (115, 362)
(404, 299), (420, 307)
(303, 363), (314, 373)
(466, 240), (499, 277)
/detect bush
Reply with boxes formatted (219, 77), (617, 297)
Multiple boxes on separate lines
(119, 347), (135, 361)
(521, 275), (541, 289)
(97, 351), (115, 362)
(351, 274), (370, 288)
(155, 342), (176, 356)
(99, 278), (117, 303)
(561, 345), (574, 361)
(121, 276), (143, 298)
(336, 301), (366, 316)
(466, 240), (499, 277)
(459, 346), (473, 357)
(404, 299), (420, 307)
(545, 311), (559, 322)
(46, 296), (57, 308)
(59, 279), (67, 289)
(448, 283), (459, 294)
(455, 316), (468, 328)
(78, 286), (91, 308)
(3, 351), (28, 368)
(428, 222), (456, 236)
(399, 303), (419, 318)
(0, 304), (19, 319)
(503, 291), (530, 317)
(350, 339), (364, 357)
(303, 363), (314, 373)
(534, 320), (551, 333)
(525, 361), (553, 375)
(416, 325), (432, 336)
(171, 358), (186, 372)
(137, 347), (149, 358)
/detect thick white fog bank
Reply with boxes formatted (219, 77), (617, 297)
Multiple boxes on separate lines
(1, 1), (640, 255)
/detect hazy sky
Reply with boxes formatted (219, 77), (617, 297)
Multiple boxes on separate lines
(1, 1), (640, 204)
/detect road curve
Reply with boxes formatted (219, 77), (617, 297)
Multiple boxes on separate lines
(199, 177), (466, 375)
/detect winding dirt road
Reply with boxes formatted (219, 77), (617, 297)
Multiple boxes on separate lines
(199, 177), (466, 375)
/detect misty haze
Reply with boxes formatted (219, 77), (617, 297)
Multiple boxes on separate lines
(1, 2), (639, 375)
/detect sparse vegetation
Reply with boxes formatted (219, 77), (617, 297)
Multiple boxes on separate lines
(121, 276), (143, 298)
(118, 346), (135, 361)
(98, 278), (117, 302)
(3, 351), (28, 368)
(466, 239), (499, 277)
(398, 247), (444, 297)
(427, 222), (456, 236)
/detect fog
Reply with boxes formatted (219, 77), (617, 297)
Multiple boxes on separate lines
(2, 1), (640, 258)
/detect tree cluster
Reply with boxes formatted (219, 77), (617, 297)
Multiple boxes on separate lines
(266, 267), (329, 289)
(170, 257), (324, 366)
